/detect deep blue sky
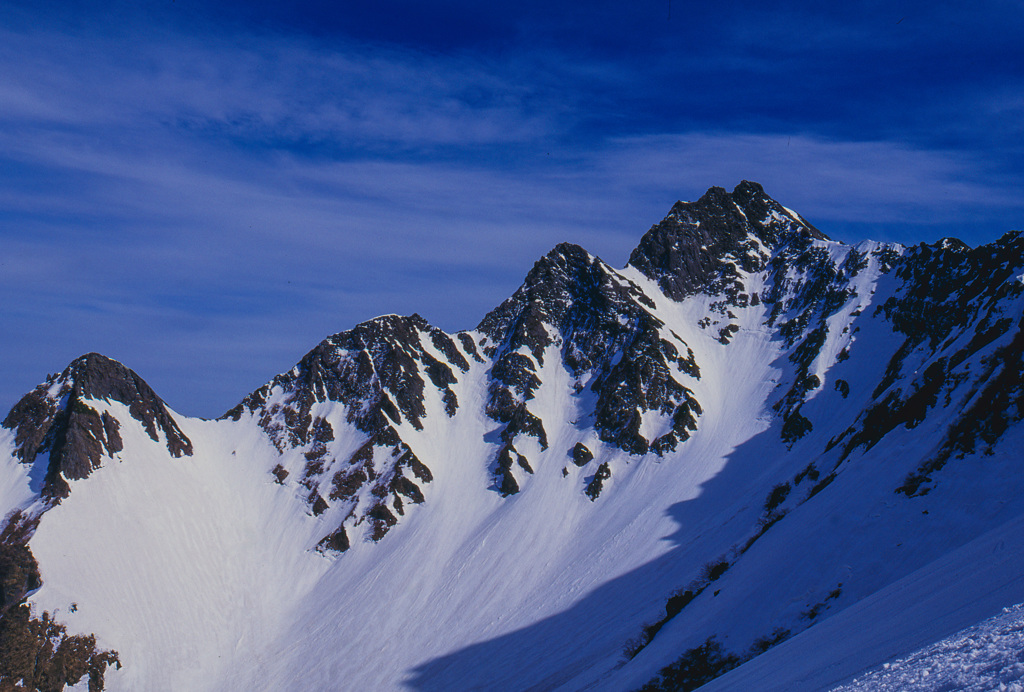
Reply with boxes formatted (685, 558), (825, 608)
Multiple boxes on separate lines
(2, 1), (1022, 417)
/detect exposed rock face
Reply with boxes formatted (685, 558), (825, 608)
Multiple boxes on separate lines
(2, 353), (192, 499)
(495, 443), (531, 497)
(227, 315), (466, 441)
(571, 443), (593, 467)
(0, 517), (40, 618)
(317, 526), (350, 553)
(825, 231), (1024, 495)
(223, 314), (471, 543)
(585, 462), (611, 500)
(479, 243), (702, 461)
(628, 180), (826, 302)
(0, 512), (120, 691)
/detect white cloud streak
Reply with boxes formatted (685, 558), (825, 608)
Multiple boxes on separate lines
(599, 133), (1024, 230)
(1, 22), (1021, 416)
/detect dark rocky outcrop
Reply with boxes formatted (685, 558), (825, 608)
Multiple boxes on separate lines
(317, 526), (350, 554)
(224, 316), (475, 497)
(498, 467), (520, 497)
(366, 503), (398, 542)
(496, 444), (527, 497)
(628, 181), (826, 302)
(585, 462), (611, 500)
(823, 231), (1024, 493)
(479, 243), (703, 459)
(226, 315), (462, 442)
(0, 512), (119, 691)
(2, 354), (192, 500)
(570, 443), (593, 467)
(224, 315), (464, 544)
(760, 239), (880, 440)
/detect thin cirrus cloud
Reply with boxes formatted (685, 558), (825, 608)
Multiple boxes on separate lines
(1, 10), (1021, 417)
(0, 27), (558, 149)
(599, 134), (1024, 234)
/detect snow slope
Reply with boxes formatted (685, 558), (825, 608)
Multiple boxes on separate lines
(701, 511), (1024, 691)
(835, 604), (1024, 692)
(27, 404), (331, 690)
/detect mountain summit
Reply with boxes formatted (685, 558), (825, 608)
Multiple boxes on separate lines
(628, 180), (825, 300)
(2, 183), (1023, 691)
(3, 352), (191, 499)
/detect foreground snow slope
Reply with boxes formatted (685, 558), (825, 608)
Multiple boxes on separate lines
(27, 408), (330, 690)
(834, 604), (1024, 692)
(701, 511), (1024, 692)
(2, 181), (1022, 691)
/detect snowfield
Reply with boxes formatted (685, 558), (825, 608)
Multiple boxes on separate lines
(700, 511), (1024, 691)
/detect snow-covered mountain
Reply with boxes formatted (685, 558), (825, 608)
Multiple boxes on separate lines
(2, 181), (1023, 691)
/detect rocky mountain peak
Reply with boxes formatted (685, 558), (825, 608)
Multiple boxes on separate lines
(475, 234), (702, 466)
(477, 243), (616, 358)
(64, 353), (165, 411)
(628, 181), (827, 301)
(222, 313), (474, 546)
(227, 313), (470, 440)
(1, 353), (191, 500)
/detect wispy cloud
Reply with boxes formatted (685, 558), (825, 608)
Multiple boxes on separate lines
(1, 14), (1021, 417)
(599, 133), (1024, 233)
(0, 27), (563, 150)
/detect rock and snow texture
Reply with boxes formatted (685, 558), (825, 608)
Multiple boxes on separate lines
(1, 181), (1023, 691)
(834, 605), (1024, 692)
